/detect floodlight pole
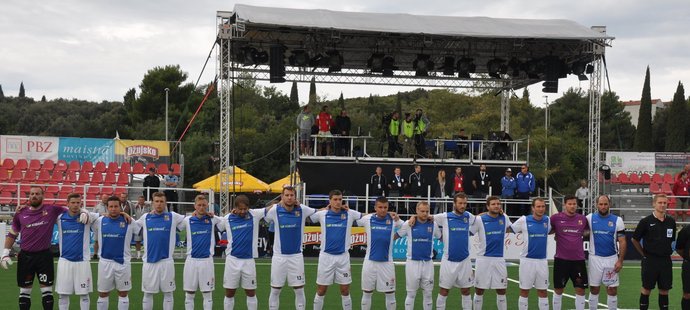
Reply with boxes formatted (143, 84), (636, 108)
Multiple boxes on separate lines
(164, 88), (170, 142)
(544, 96), (549, 193)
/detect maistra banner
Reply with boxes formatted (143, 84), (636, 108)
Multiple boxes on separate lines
(58, 137), (115, 163)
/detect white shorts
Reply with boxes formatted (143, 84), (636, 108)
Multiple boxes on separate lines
(361, 260), (396, 292)
(316, 252), (352, 286)
(142, 260), (176, 293)
(183, 257), (215, 292)
(98, 259), (132, 293)
(474, 257), (507, 289)
(270, 254), (306, 287)
(56, 258), (93, 295)
(439, 258), (474, 289)
(133, 231), (143, 242)
(405, 260), (434, 291)
(519, 257), (549, 290)
(588, 254), (619, 287)
(223, 256), (257, 290)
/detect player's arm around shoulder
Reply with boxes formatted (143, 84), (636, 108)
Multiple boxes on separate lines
(509, 215), (525, 234)
(395, 221), (410, 240)
(356, 213), (370, 227)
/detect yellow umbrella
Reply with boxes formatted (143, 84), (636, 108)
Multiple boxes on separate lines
(268, 173), (301, 193)
(193, 166), (270, 193)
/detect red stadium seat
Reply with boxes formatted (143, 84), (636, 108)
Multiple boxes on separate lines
(91, 172), (104, 185)
(116, 173), (129, 186)
(68, 160), (81, 172)
(617, 173), (630, 184)
(1, 158), (15, 170)
(157, 164), (169, 175)
(37, 169), (52, 183)
(94, 162), (106, 173)
(2, 183), (18, 194)
(81, 161), (94, 174)
(43, 193), (56, 205)
(85, 193), (99, 207)
(54, 160), (68, 172)
(120, 162), (132, 175)
(171, 163), (181, 176)
(661, 182), (673, 195)
(629, 173), (641, 184)
(87, 185), (101, 195)
(14, 159), (28, 171)
(42, 159), (55, 171)
(28, 160), (42, 171)
(104, 173), (117, 185)
(76, 172), (90, 185)
(46, 184), (60, 195)
(132, 162), (145, 174)
(73, 185), (86, 195)
(640, 173), (651, 184)
(114, 187), (127, 195)
(649, 182), (661, 194)
(146, 163), (156, 173)
(66, 171), (78, 184)
(101, 187), (114, 196)
(0, 192), (16, 205)
(664, 173), (674, 184)
(22, 170), (38, 183)
(107, 162), (119, 174)
(609, 172), (619, 183)
(50, 171), (65, 182)
(57, 191), (70, 202)
(9, 170), (23, 183)
(0, 168), (9, 182)
(652, 173), (663, 184)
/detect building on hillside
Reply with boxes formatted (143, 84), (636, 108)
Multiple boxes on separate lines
(622, 99), (667, 127)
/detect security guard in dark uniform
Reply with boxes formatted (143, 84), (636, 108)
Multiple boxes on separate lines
(674, 223), (690, 309)
(631, 194), (676, 310)
(369, 166), (387, 197)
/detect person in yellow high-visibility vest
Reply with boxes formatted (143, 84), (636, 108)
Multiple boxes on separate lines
(387, 112), (402, 157)
(402, 113), (415, 158)
(413, 109), (430, 158)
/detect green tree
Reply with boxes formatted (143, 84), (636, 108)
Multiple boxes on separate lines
(126, 65), (195, 125)
(0, 84), (4, 100)
(338, 92), (345, 110)
(19, 82), (25, 98)
(652, 107), (669, 152)
(41, 95), (46, 102)
(634, 66), (653, 151)
(308, 77), (317, 105)
(289, 81), (299, 109)
(665, 81), (687, 151)
(600, 91), (635, 150)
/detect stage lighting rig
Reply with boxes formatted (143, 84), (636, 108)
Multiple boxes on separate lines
(413, 54), (434, 76)
(508, 57), (522, 77)
(382, 55), (397, 76)
(289, 50), (310, 67)
(486, 58), (507, 79)
(456, 57), (475, 78)
(440, 56), (455, 76)
(269, 44), (286, 83)
(326, 50), (344, 72)
(368, 53), (385, 73)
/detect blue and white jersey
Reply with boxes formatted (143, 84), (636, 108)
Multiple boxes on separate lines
(587, 212), (625, 257)
(135, 212), (185, 263)
(357, 214), (402, 262)
(510, 215), (550, 259)
(92, 215), (140, 264)
(180, 215), (222, 259)
(471, 213), (512, 258)
(57, 211), (100, 262)
(263, 204), (316, 255)
(310, 209), (362, 255)
(434, 211), (475, 262)
(222, 208), (266, 259)
(396, 220), (441, 261)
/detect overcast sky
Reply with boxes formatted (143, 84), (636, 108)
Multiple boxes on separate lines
(2, 0), (689, 107)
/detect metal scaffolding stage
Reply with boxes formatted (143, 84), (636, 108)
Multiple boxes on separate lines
(215, 4), (613, 212)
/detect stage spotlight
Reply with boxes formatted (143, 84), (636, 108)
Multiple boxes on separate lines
(486, 58), (507, 79)
(269, 44), (286, 83)
(289, 50), (310, 67)
(368, 53), (385, 72)
(456, 57), (475, 78)
(585, 64), (594, 74)
(523, 58), (543, 79)
(441, 56), (455, 76)
(508, 57), (522, 77)
(571, 61), (589, 81)
(326, 50), (344, 73)
(382, 55), (396, 76)
(542, 80), (558, 93)
(239, 46), (257, 66)
(413, 54), (434, 76)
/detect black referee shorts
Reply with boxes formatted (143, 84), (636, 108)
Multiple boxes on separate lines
(641, 255), (673, 291)
(17, 249), (54, 287)
(553, 258), (589, 289)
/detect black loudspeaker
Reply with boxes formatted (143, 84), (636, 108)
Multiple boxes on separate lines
(269, 45), (286, 83)
(600, 164), (611, 180)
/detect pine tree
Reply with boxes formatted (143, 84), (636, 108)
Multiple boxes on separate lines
(308, 77), (317, 105)
(41, 95), (46, 102)
(0, 84), (4, 100)
(289, 81), (299, 109)
(338, 92), (345, 110)
(522, 88), (530, 101)
(633, 66), (653, 151)
(665, 81), (687, 151)
(19, 82), (25, 98)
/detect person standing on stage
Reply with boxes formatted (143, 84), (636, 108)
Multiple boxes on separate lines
(310, 190), (363, 310)
(510, 198), (550, 310)
(263, 186), (317, 310)
(586, 195), (626, 310)
(632, 194), (676, 310)
(471, 196), (512, 310)
(435, 193), (475, 310)
(550, 195), (589, 310)
(358, 197), (402, 310)
(370, 166), (387, 197)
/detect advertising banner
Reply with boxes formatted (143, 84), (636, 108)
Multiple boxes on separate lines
(655, 153), (690, 175)
(0, 135), (59, 161)
(57, 138), (114, 163)
(605, 152), (655, 176)
(115, 140), (170, 166)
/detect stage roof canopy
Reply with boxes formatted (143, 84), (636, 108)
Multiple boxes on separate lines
(218, 4), (612, 91)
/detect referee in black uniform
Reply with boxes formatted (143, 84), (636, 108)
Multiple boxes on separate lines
(631, 193), (676, 310)
(676, 222), (690, 309)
